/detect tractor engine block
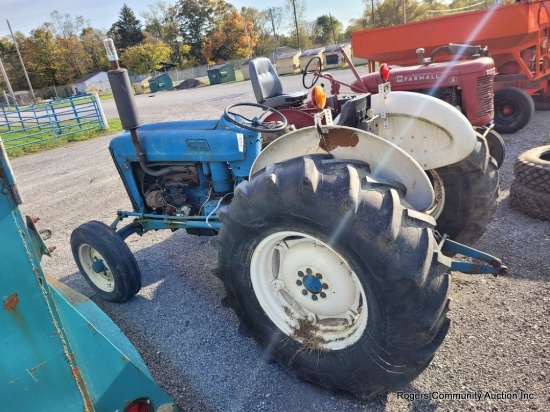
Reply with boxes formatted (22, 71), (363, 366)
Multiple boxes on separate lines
(140, 164), (202, 214)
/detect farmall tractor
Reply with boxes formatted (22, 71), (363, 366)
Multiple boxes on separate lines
(257, 44), (505, 168)
(70, 40), (506, 400)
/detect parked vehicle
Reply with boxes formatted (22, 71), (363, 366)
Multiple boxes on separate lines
(352, 0), (550, 133)
(70, 39), (507, 400)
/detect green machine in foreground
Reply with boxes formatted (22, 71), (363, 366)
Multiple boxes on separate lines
(0, 138), (179, 411)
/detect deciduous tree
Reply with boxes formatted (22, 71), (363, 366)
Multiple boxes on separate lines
(177, 0), (235, 64)
(142, 1), (191, 67)
(120, 36), (171, 74)
(313, 14), (344, 45)
(80, 27), (109, 72)
(201, 9), (257, 63)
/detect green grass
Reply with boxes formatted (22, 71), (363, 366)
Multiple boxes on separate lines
(4, 118), (122, 158)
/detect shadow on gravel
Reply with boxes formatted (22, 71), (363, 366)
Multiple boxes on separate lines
(61, 230), (395, 411)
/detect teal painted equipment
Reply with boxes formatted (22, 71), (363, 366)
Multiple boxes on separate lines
(0, 139), (179, 411)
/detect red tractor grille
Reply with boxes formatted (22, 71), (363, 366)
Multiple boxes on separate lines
(477, 75), (494, 118)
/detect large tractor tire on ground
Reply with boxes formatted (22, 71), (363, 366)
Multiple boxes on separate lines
(493, 87), (535, 134)
(212, 155), (451, 399)
(71, 220), (141, 302)
(510, 180), (550, 221)
(513, 145), (550, 194)
(427, 136), (499, 245)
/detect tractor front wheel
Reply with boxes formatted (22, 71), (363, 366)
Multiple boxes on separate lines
(213, 155), (451, 399)
(493, 87), (534, 134)
(70, 220), (141, 302)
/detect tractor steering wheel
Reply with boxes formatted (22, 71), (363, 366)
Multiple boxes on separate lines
(302, 56), (322, 89)
(224, 102), (287, 132)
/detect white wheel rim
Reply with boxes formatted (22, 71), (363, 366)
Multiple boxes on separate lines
(250, 231), (368, 350)
(427, 170), (445, 220)
(77, 244), (115, 292)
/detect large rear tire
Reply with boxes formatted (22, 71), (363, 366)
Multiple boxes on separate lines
(493, 87), (534, 134)
(510, 180), (550, 221)
(427, 136), (499, 245)
(513, 145), (550, 194)
(212, 155), (451, 399)
(71, 221), (141, 302)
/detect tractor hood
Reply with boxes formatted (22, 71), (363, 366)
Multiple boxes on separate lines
(353, 57), (495, 92)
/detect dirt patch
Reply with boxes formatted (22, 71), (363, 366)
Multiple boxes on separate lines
(174, 78), (207, 90)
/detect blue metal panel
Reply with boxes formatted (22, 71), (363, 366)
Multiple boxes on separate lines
(110, 128), (252, 162)
(0, 139), (179, 411)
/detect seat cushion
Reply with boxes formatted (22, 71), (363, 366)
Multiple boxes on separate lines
(263, 90), (308, 108)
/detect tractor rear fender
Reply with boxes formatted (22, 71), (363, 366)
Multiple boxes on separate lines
(250, 125), (434, 212)
(369, 91), (477, 170)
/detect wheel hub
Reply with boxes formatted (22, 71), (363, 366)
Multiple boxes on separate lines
(92, 258), (107, 273)
(502, 105), (514, 116)
(297, 269), (328, 299)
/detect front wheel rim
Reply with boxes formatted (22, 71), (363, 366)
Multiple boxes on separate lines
(78, 244), (115, 292)
(250, 231), (368, 350)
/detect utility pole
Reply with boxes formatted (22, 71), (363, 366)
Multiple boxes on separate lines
(290, 0), (300, 50)
(7, 19), (36, 104)
(404, 0), (407, 24)
(0, 56), (16, 105)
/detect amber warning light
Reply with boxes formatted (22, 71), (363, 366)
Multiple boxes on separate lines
(311, 85), (326, 110)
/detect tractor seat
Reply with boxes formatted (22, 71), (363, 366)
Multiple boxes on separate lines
(249, 57), (308, 108)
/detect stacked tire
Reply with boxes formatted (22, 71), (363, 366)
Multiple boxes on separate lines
(510, 145), (550, 220)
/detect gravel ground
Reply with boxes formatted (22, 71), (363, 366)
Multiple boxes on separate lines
(10, 69), (550, 411)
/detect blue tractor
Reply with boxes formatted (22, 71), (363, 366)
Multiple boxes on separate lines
(70, 40), (506, 399)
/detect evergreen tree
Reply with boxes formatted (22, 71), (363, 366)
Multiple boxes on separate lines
(108, 4), (145, 52)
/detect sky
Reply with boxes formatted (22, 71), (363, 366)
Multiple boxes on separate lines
(0, 0), (364, 38)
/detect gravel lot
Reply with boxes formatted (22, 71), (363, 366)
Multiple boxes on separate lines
(11, 68), (550, 411)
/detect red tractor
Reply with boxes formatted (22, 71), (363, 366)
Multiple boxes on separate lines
(250, 45), (505, 167)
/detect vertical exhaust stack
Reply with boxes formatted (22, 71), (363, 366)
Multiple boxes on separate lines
(104, 38), (147, 166)
(104, 38), (140, 130)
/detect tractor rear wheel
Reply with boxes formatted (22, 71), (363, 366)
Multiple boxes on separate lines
(493, 87), (534, 134)
(212, 155), (451, 399)
(474, 126), (505, 169)
(427, 136), (499, 245)
(71, 220), (141, 302)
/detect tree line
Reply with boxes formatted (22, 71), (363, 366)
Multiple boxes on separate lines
(0, 0), (510, 94)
